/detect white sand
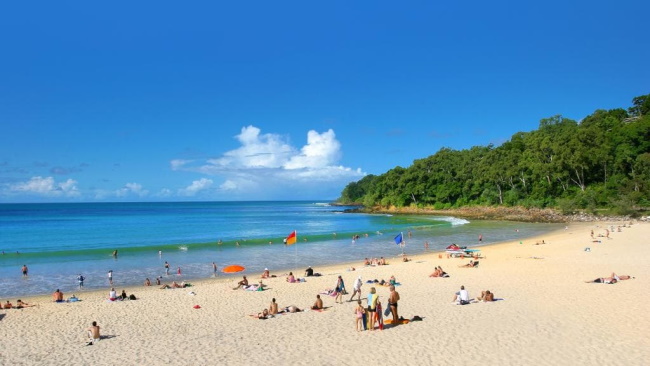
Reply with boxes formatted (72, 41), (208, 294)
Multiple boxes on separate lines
(1, 221), (649, 365)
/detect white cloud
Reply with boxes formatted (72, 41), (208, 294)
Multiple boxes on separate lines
(8, 176), (80, 197)
(115, 182), (149, 197)
(178, 178), (213, 196)
(171, 126), (365, 197)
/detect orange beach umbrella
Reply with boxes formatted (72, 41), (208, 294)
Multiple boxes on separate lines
(222, 265), (246, 273)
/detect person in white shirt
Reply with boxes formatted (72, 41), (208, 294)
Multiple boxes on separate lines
(453, 285), (470, 305)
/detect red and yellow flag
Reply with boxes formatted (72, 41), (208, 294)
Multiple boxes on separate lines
(285, 230), (297, 245)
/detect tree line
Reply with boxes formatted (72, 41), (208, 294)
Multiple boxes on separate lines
(337, 94), (650, 215)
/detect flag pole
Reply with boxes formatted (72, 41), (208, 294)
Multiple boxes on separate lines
(401, 231), (405, 256)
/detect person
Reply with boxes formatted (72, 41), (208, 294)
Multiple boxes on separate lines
(77, 274), (85, 289)
(269, 298), (279, 315)
(87, 321), (100, 345)
(257, 308), (270, 319)
(453, 285), (470, 305)
(107, 270), (113, 285)
(477, 290), (495, 302)
(22, 264), (28, 277)
(68, 294), (79, 302)
(233, 276), (248, 290)
(364, 258), (370, 266)
(312, 294), (323, 310)
(120, 289), (127, 300)
(112, 249), (118, 258)
(286, 272), (296, 283)
(437, 266), (449, 277)
(164, 261), (170, 275)
(284, 305), (301, 313)
(389, 275), (397, 286)
(366, 287), (378, 330)
(355, 300), (365, 331)
(402, 254), (410, 262)
(4, 300), (13, 309)
(429, 267), (442, 277)
(335, 275), (345, 304)
(388, 285), (400, 324)
(305, 266), (314, 277)
(261, 268), (271, 278)
(144, 278), (151, 286)
(177, 267), (182, 275)
(349, 276), (363, 302)
(109, 288), (117, 301)
(156, 276), (162, 286)
(16, 299), (35, 308)
(212, 262), (217, 276)
(53, 289), (64, 302)
(585, 272), (634, 284)
(479, 234), (483, 242)
(459, 260), (476, 268)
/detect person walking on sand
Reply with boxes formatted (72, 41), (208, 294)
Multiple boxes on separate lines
(86, 321), (100, 345)
(107, 270), (113, 285)
(335, 275), (345, 304)
(22, 264), (28, 277)
(349, 276), (363, 302)
(388, 285), (400, 324)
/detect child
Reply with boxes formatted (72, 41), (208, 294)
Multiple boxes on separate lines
(355, 300), (365, 331)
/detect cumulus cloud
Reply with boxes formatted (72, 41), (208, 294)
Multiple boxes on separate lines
(178, 178), (213, 196)
(8, 176), (80, 197)
(172, 126), (365, 197)
(115, 182), (149, 197)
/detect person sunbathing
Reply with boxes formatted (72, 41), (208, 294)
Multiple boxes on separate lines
(586, 273), (634, 284)
(476, 290), (495, 302)
(429, 267), (442, 277)
(284, 305), (301, 313)
(233, 276), (249, 290)
(269, 298), (279, 315)
(459, 260), (478, 268)
(261, 268), (271, 278)
(4, 300), (13, 309)
(286, 272), (296, 283)
(311, 295), (323, 310)
(257, 309), (270, 319)
(16, 299), (35, 308)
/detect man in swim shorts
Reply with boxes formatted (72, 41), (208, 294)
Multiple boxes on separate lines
(388, 285), (400, 324)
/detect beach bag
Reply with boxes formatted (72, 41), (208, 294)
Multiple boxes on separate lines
(129, 294), (136, 300)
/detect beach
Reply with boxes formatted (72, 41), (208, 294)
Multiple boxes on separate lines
(1, 221), (648, 366)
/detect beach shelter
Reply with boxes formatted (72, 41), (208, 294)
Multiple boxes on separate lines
(222, 265), (246, 273)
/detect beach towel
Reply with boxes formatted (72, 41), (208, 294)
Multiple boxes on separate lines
(384, 318), (410, 325)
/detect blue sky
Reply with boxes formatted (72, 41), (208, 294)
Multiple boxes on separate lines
(1, 1), (648, 203)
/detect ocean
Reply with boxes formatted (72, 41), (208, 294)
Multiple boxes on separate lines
(0, 201), (562, 298)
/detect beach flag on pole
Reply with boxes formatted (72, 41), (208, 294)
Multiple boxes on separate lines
(394, 232), (404, 246)
(285, 230), (297, 246)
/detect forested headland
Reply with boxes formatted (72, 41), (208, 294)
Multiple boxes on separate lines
(337, 94), (650, 218)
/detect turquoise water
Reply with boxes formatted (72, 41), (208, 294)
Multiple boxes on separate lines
(0, 201), (561, 298)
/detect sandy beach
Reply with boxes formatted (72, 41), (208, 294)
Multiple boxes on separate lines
(1, 221), (648, 366)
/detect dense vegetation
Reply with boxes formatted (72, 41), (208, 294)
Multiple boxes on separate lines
(338, 94), (650, 215)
